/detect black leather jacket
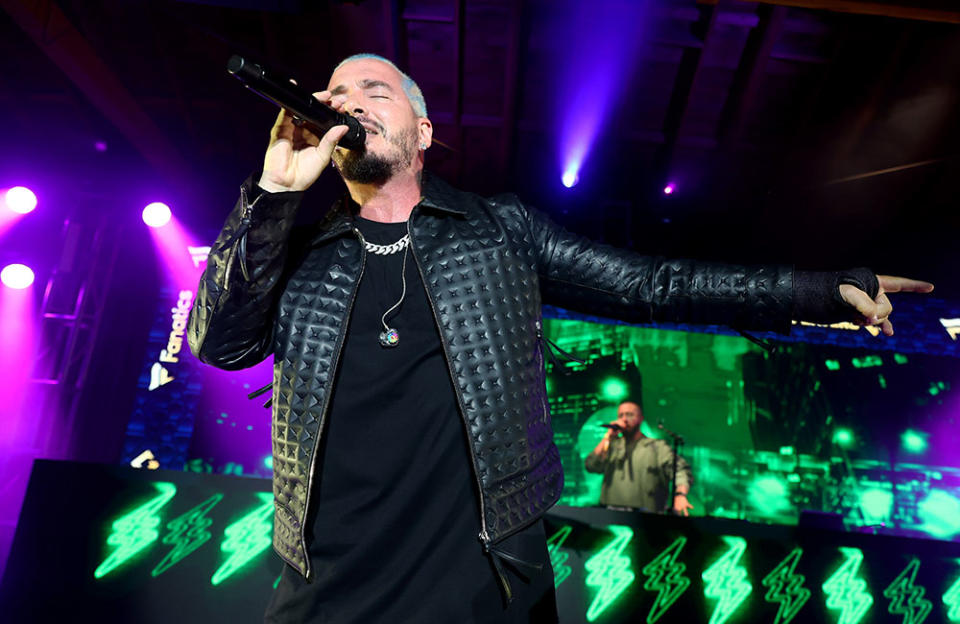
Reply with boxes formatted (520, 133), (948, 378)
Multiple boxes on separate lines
(187, 173), (793, 581)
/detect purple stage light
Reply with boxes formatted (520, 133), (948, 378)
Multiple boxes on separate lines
(663, 183), (676, 195)
(5, 186), (37, 214)
(94, 141), (108, 152)
(142, 202), (172, 228)
(557, 1), (650, 202)
(1, 264), (35, 289)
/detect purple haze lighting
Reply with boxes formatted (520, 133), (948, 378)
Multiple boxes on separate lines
(146, 213), (207, 288)
(663, 183), (676, 195)
(1, 264), (35, 289)
(142, 202), (172, 228)
(0, 273), (37, 447)
(557, 0), (649, 197)
(94, 141), (108, 152)
(5, 186), (37, 214)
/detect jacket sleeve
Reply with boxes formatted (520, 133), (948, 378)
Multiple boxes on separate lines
(584, 450), (608, 474)
(187, 176), (304, 370)
(519, 203), (794, 333)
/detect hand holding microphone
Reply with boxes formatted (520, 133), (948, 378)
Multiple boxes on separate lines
(226, 55), (366, 193)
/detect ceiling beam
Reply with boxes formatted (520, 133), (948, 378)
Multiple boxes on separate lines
(497, 0), (525, 188)
(0, 0), (195, 190)
(699, 0), (960, 24)
(657, 2), (725, 184)
(718, 4), (787, 150)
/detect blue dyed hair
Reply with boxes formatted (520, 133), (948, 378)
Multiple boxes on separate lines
(333, 54), (428, 118)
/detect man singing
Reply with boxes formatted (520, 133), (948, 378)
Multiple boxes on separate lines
(585, 400), (694, 515)
(188, 53), (932, 623)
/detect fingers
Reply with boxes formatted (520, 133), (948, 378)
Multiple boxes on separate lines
(881, 318), (894, 336)
(877, 275), (935, 294)
(317, 125), (349, 155)
(875, 293), (892, 322)
(839, 284), (879, 321)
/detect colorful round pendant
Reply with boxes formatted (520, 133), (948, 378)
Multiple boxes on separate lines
(379, 328), (400, 348)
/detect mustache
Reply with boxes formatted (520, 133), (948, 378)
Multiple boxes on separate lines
(352, 115), (383, 135)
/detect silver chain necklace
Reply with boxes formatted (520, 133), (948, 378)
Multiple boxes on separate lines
(358, 232), (410, 348)
(363, 234), (410, 255)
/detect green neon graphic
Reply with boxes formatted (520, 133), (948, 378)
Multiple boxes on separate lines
(211, 492), (274, 586)
(884, 559), (931, 624)
(547, 525), (573, 588)
(641, 536), (690, 624)
(945, 573), (960, 621)
(703, 536), (752, 624)
(585, 525), (635, 622)
(151, 493), (224, 577)
(823, 547), (873, 624)
(94, 482), (177, 578)
(762, 547), (810, 624)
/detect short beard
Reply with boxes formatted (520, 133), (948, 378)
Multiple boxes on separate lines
(336, 126), (418, 185)
(338, 151), (395, 185)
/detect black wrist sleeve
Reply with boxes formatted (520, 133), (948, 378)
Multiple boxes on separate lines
(792, 268), (879, 324)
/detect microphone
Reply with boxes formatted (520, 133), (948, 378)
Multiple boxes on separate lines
(600, 423), (622, 430)
(227, 54), (366, 151)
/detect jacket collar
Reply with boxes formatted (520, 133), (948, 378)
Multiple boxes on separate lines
(310, 172), (467, 245)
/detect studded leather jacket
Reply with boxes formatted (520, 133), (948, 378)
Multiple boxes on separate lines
(187, 173), (794, 581)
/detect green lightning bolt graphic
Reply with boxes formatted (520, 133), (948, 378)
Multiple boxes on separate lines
(151, 493), (224, 577)
(703, 536), (752, 624)
(823, 547), (874, 624)
(547, 525), (573, 588)
(94, 482), (177, 578)
(585, 525), (636, 622)
(884, 559), (931, 624)
(641, 536), (690, 624)
(762, 547), (810, 624)
(945, 572), (960, 621)
(211, 492), (274, 586)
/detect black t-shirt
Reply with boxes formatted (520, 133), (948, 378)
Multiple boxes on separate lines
(265, 217), (556, 623)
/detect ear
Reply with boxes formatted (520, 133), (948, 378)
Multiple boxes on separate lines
(417, 117), (433, 150)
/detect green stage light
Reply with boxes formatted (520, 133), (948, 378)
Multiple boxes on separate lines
(918, 490), (960, 539)
(833, 429), (854, 448)
(901, 430), (929, 454)
(852, 355), (882, 369)
(859, 488), (892, 524)
(600, 378), (629, 403)
(825, 359), (841, 371)
(748, 476), (790, 513)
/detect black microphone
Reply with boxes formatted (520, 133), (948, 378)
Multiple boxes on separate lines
(227, 55), (366, 151)
(600, 423), (622, 430)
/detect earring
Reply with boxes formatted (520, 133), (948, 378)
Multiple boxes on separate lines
(419, 142), (427, 151)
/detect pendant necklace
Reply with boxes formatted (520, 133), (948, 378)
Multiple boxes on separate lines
(362, 233), (410, 348)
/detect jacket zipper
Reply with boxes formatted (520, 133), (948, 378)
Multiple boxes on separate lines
(299, 228), (367, 580)
(406, 216), (492, 547)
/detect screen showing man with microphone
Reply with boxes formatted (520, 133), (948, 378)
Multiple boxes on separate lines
(585, 400), (694, 515)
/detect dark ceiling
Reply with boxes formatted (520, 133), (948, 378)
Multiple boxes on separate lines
(1, 0), (958, 297)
